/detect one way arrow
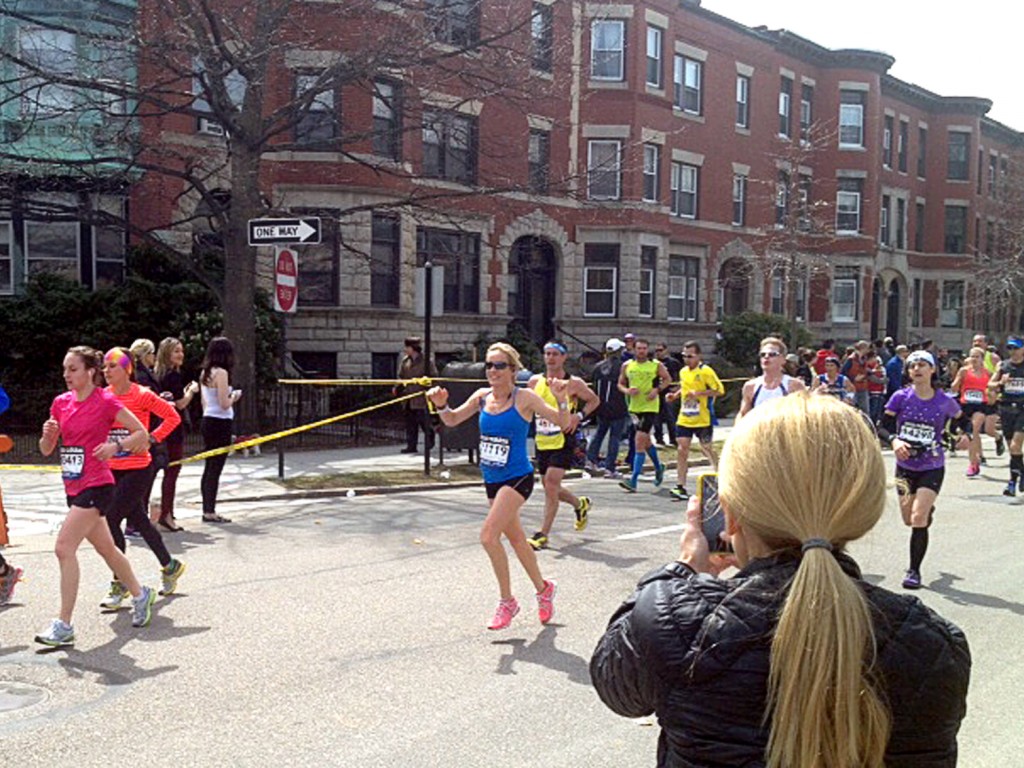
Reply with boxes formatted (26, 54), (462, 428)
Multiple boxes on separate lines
(296, 220), (316, 242)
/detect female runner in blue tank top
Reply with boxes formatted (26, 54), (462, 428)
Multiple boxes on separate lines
(427, 342), (571, 631)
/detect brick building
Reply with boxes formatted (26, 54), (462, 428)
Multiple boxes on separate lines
(12, 0), (1016, 374)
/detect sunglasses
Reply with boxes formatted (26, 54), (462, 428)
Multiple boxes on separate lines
(682, 353), (697, 359)
(759, 350), (781, 359)
(484, 361), (510, 371)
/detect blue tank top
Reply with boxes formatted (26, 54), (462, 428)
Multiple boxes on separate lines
(478, 389), (534, 483)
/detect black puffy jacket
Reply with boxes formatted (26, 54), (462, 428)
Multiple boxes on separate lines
(590, 554), (970, 767)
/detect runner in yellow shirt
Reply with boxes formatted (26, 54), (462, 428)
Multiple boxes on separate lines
(617, 339), (672, 492)
(666, 341), (725, 500)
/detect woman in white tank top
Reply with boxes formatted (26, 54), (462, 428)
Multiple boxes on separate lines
(199, 337), (241, 523)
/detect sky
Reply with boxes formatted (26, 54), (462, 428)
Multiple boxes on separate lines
(700, 0), (1022, 130)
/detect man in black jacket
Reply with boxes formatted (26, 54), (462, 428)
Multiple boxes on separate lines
(586, 339), (630, 478)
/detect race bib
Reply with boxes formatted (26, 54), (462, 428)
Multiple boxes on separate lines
(109, 426), (131, 457)
(681, 401), (701, 417)
(898, 421), (935, 446)
(60, 446), (85, 480)
(479, 435), (511, 468)
(1005, 378), (1024, 394)
(535, 417), (562, 436)
(964, 389), (984, 404)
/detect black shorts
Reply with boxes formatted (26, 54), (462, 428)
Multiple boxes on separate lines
(999, 403), (1024, 440)
(66, 484), (117, 515)
(535, 444), (574, 474)
(630, 412), (657, 433)
(895, 466), (945, 497)
(961, 402), (994, 419)
(485, 472), (535, 501)
(676, 425), (714, 443)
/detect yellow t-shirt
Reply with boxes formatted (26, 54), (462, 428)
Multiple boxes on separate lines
(675, 364), (724, 428)
(624, 359), (661, 414)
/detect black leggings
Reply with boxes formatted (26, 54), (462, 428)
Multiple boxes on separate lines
(201, 416), (233, 516)
(109, 467), (171, 568)
(159, 440), (185, 520)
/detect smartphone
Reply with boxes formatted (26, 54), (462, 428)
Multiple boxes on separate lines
(696, 472), (732, 553)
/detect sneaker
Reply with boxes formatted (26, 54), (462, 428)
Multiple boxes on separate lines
(654, 464), (665, 488)
(574, 497), (591, 532)
(1019, 475), (1024, 494)
(670, 485), (689, 501)
(124, 526), (142, 539)
(536, 579), (557, 624)
(35, 619), (75, 647)
(1004, 480), (1017, 498)
(527, 531), (549, 551)
(618, 478), (637, 493)
(996, 437), (1006, 456)
(966, 464), (980, 478)
(901, 569), (922, 590)
(160, 559), (187, 596)
(584, 460), (601, 474)
(487, 597), (520, 630)
(604, 469), (623, 480)
(99, 580), (129, 610)
(0, 565), (24, 605)
(131, 586), (156, 628)
(979, 456), (988, 466)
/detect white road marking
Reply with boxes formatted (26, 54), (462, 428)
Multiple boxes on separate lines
(615, 524), (684, 540)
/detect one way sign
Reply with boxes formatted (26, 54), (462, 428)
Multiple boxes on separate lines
(248, 217), (321, 246)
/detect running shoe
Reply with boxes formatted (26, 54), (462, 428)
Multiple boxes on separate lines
(966, 464), (980, 478)
(584, 460), (601, 474)
(979, 456), (987, 466)
(1004, 480), (1017, 497)
(654, 464), (665, 487)
(124, 526), (142, 539)
(574, 497), (591, 532)
(0, 565), (23, 605)
(100, 580), (129, 610)
(35, 619), (75, 647)
(527, 531), (549, 551)
(487, 597), (520, 630)
(536, 579), (557, 624)
(604, 470), (623, 480)
(131, 586), (156, 628)
(160, 559), (187, 596)
(996, 438), (1006, 456)
(618, 478), (637, 493)
(670, 485), (689, 501)
(901, 569), (922, 590)
(1019, 475), (1024, 494)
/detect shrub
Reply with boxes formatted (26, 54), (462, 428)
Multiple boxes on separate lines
(719, 311), (812, 368)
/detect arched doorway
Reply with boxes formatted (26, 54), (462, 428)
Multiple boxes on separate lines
(718, 258), (750, 318)
(886, 279), (901, 340)
(870, 277), (882, 340)
(509, 236), (557, 346)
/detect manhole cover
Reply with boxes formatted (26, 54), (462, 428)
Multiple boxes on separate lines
(0, 682), (48, 713)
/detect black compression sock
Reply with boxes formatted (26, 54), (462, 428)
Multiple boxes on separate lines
(910, 527), (929, 572)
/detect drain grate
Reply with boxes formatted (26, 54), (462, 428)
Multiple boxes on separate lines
(0, 682), (48, 713)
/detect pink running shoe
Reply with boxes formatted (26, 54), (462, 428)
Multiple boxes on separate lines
(966, 464), (980, 478)
(536, 580), (557, 624)
(487, 598), (520, 630)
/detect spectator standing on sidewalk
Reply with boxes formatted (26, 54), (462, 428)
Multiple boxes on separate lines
(886, 344), (910, 398)
(130, 338), (159, 391)
(396, 337), (437, 455)
(586, 339), (629, 479)
(866, 349), (888, 424)
(653, 342), (682, 446)
(152, 337), (199, 532)
(199, 336), (241, 524)
(841, 340), (873, 416)
(0, 382), (24, 605)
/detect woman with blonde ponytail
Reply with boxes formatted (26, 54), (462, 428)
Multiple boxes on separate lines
(592, 392), (969, 767)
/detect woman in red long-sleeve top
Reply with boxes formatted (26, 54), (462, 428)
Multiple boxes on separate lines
(99, 347), (187, 609)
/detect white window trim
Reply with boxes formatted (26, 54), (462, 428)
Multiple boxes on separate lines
(836, 191), (861, 234)
(732, 174), (746, 226)
(0, 220), (12, 295)
(839, 103), (864, 148)
(736, 74), (749, 128)
(590, 19), (625, 81)
(639, 265), (654, 318)
(832, 277), (858, 323)
(645, 25), (662, 88)
(642, 144), (659, 202)
(587, 139), (622, 200)
(24, 220), (81, 281)
(583, 264), (618, 317)
(670, 162), (698, 219)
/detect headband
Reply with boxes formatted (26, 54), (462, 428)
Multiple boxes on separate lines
(544, 342), (567, 354)
(104, 348), (134, 374)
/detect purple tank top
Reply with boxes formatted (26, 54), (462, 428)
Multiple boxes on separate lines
(884, 386), (962, 471)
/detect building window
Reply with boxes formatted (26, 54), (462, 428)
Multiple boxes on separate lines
(19, 27), (76, 117)
(295, 213), (338, 306)
(732, 174), (746, 226)
(947, 131), (970, 181)
(93, 195), (126, 288)
(642, 144), (659, 202)
(0, 221), (11, 294)
(896, 197), (906, 250)
(775, 172), (789, 227)
(771, 274), (784, 315)
(294, 72), (336, 145)
(800, 84), (813, 141)
(422, 110), (477, 184)
(192, 58), (246, 135)
(639, 246), (656, 318)
(426, 0), (480, 47)
(736, 74), (750, 128)
(839, 90), (865, 147)
(944, 205), (967, 253)
(883, 115), (893, 168)
(880, 194), (891, 245)
(797, 175), (812, 231)
(917, 126), (927, 177)
(779, 76), (792, 138)
(985, 219), (995, 255)
(794, 274), (807, 321)
(531, 3), (553, 72)
(674, 56), (702, 114)
(528, 129), (550, 194)
(977, 149), (984, 194)
(591, 20), (625, 80)
(898, 120), (908, 172)
(670, 162), (698, 218)
(836, 178), (862, 234)
(912, 277), (922, 327)
(668, 255), (699, 321)
(24, 220), (79, 282)
(372, 80), (402, 160)
(832, 267), (859, 323)
(292, 351), (338, 379)
(416, 226), (480, 313)
(915, 202), (925, 251)
(587, 140), (621, 200)
(989, 154), (998, 197)
(646, 26), (662, 87)
(370, 213), (400, 307)
(583, 243), (619, 317)
(941, 280), (965, 328)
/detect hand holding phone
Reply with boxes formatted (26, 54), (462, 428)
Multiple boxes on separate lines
(696, 472), (732, 554)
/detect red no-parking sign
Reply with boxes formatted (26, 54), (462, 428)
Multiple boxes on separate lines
(274, 246), (298, 313)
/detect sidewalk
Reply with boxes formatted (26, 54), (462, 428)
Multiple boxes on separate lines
(0, 420), (734, 539)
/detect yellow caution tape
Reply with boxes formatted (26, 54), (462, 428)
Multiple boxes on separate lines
(277, 377), (486, 387)
(0, 464), (60, 471)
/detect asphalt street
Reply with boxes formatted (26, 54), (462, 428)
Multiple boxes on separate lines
(1, 446), (1022, 767)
